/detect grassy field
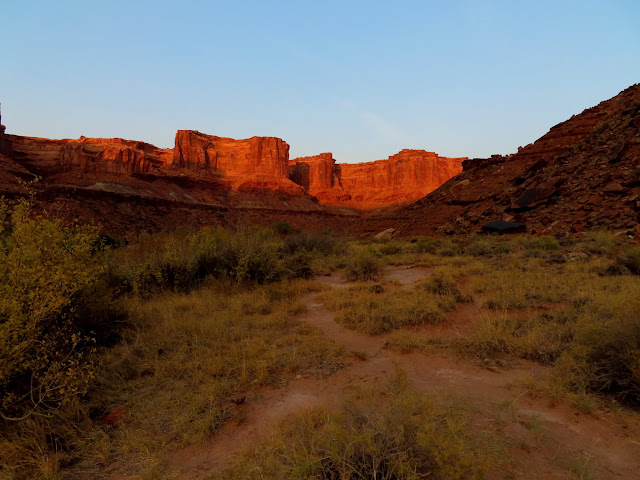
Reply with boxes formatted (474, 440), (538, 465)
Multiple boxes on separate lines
(343, 233), (640, 411)
(2, 200), (639, 479)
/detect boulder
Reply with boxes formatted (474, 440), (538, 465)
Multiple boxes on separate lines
(374, 228), (396, 239)
(603, 182), (625, 193)
(481, 221), (526, 234)
(512, 185), (557, 210)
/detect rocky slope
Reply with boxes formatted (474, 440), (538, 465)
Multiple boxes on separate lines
(364, 83), (640, 237)
(289, 150), (465, 209)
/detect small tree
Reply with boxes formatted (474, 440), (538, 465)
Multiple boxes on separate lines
(0, 198), (103, 421)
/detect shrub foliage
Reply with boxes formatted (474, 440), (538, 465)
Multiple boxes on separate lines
(0, 199), (103, 420)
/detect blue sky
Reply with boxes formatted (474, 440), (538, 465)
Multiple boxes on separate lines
(2, 0), (639, 162)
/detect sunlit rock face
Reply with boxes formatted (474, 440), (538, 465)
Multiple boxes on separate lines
(289, 149), (466, 209)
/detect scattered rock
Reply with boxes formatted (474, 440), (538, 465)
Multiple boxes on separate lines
(512, 185), (557, 210)
(374, 228), (396, 240)
(564, 251), (589, 262)
(104, 407), (127, 425)
(603, 182), (626, 193)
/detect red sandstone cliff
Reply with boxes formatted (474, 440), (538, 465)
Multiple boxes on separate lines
(173, 130), (289, 177)
(0, 123), (466, 235)
(6, 135), (172, 177)
(172, 130), (303, 195)
(289, 149), (466, 209)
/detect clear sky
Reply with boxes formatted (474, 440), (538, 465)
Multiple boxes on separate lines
(2, 0), (639, 163)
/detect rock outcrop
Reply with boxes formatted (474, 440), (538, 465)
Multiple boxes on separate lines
(173, 130), (290, 178)
(289, 149), (465, 209)
(6, 135), (171, 176)
(364, 83), (640, 237)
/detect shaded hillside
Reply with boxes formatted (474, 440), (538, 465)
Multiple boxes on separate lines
(364, 84), (640, 237)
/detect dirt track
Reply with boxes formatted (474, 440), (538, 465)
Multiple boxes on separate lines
(166, 266), (640, 479)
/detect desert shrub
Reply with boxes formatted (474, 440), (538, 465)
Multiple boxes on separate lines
(616, 246), (640, 275)
(0, 199), (104, 420)
(454, 311), (576, 364)
(283, 250), (315, 279)
(273, 221), (293, 235)
(418, 274), (458, 296)
(555, 281), (640, 404)
(378, 241), (404, 255)
(110, 227), (290, 296)
(601, 246), (640, 276)
(222, 373), (498, 480)
(215, 227), (286, 283)
(436, 238), (460, 257)
(412, 236), (436, 254)
(465, 236), (510, 256)
(344, 250), (382, 281)
(283, 230), (344, 256)
(417, 274), (472, 305)
(525, 235), (559, 252)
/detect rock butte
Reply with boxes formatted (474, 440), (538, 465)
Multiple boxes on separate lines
(0, 83), (639, 237)
(289, 150), (466, 209)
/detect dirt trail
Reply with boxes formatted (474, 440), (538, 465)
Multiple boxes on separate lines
(167, 266), (640, 480)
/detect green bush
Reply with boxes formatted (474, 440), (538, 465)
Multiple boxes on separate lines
(109, 227), (292, 296)
(273, 221), (293, 235)
(0, 199), (104, 420)
(344, 250), (382, 281)
(412, 236), (436, 254)
(378, 242), (404, 255)
(283, 230), (343, 256)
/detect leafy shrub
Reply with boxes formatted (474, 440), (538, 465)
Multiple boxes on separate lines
(555, 284), (640, 404)
(283, 250), (314, 279)
(344, 250), (382, 281)
(413, 236), (436, 254)
(283, 230), (343, 257)
(0, 199), (104, 420)
(273, 221), (293, 235)
(378, 242), (403, 255)
(110, 227), (291, 296)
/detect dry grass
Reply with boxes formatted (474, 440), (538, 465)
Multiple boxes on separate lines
(320, 284), (445, 335)
(221, 371), (505, 480)
(379, 234), (640, 406)
(0, 279), (343, 479)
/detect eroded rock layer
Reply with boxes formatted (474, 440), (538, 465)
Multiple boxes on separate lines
(289, 150), (466, 209)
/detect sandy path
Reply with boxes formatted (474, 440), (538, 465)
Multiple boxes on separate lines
(166, 267), (640, 480)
